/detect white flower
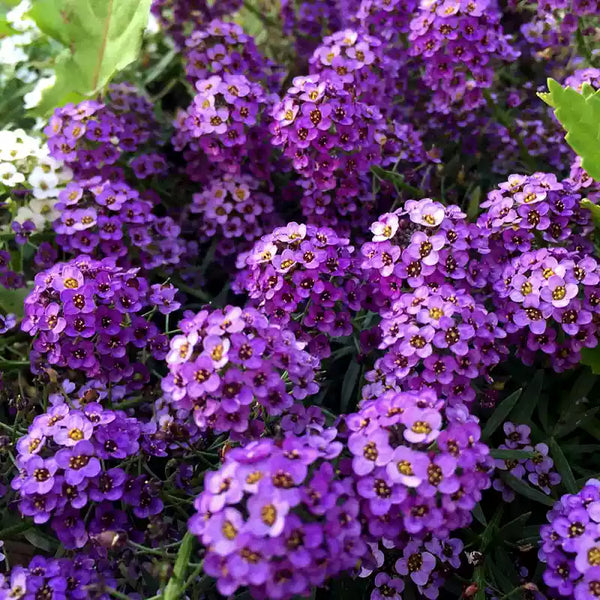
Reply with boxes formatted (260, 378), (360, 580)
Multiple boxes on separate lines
(0, 129), (37, 161)
(0, 38), (27, 66)
(0, 162), (25, 187)
(29, 166), (59, 197)
(23, 73), (56, 110)
(14, 205), (44, 230)
(29, 197), (59, 224)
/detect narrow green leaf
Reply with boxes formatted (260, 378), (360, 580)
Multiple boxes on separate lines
(539, 79), (600, 180)
(30, 0), (152, 114)
(482, 389), (522, 440)
(511, 370), (544, 423)
(497, 512), (532, 540)
(581, 199), (600, 227)
(340, 359), (361, 413)
(548, 437), (578, 493)
(499, 472), (555, 507)
(490, 449), (536, 460)
(472, 503), (487, 526)
(163, 531), (195, 600)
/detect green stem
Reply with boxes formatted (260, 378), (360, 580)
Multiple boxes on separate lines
(162, 531), (195, 600)
(105, 588), (134, 600)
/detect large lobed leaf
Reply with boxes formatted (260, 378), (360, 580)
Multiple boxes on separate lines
(539, 79), (600, 181)
(29, 0), (152, 114)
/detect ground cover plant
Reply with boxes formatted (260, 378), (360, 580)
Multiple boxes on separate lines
(0, 0), (599, 598)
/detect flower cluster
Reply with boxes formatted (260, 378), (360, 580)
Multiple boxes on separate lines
(408, 0), (519, 114)
(22, 257), (177, 387)
(270, 74), (384, 192)
(11, 401), (161, 548)
(162, 305), (319, 436)
(540, 478), (600, 598)
(309, 29), (394, 109)
(492, 246), (600, 370)
(362, 283), (507, 404)
(281, 0), (358, 60)
(361, 200), (489, 306)
(478, 172), (594, 264)
(45, 83), (163, 179)
(357, 0), (418, 38)
(493, 421), (561, 500)
(234, 222), (361, 353)
(151, 0), (243, 47)
(189, 426), (363, 599)
(344, 389), (491, 597)
(173, 73), (275, 179)
(54, 176), (184, 268)
(190, 173), (277, 259)
(0, 554), (114, 599)
(184, 19), (281, 88)
(0, 128), (72, 231)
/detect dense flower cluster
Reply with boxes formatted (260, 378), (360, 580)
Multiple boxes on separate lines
(362, 283), (507, 403)
(493, 422), (561, 500)
(0, 554), (114, 599)
(162, 305), (319, 436)
(270, 74), (384, 190)
(189, 427), (363, 598)
(45, 83), (163, 179)
(173, 73), (275, 179)
(190, 173), (277, 259)
(540, 478), (600, 598)
(151, 0), (243, 47)
(22, 257), (178, 386)
(3, 0), (600, 597)
(184, 19), (281, 88)
(11, 401), (156, 548)
(361, 199), (489, 303)
(281, 0), (359, 60)
(344, 389), (491, 597)
(234, 222), (360, 353)
(479, 173), (600, 369)
(309, 29), (393, 108)
(408, 0), (519, 114)
(54, 176), (184, 268)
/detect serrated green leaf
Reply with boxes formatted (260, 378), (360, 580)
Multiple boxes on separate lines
(482, 389), (522, 441)
(548, 437), (578, 493)
(539, 79), (600, 181)
(499, 472), (555, 507)
(30, 0), (152, 115)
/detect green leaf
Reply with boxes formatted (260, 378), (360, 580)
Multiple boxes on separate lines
(581, 346), (600, 374)
(539, 79), (600, 181)
(490, 448), (536, 460)
(30, 0), (152, 114)
(481, 388), (522, 441)
(0, 284), (32, 318)
(472, 502), (487, 526)
(548, 437), (578, 493)
(499, 472), (555, 507)
(511, 370), (544, 423)
(581, 199), (600, 227)
(340, 359), (361, 413)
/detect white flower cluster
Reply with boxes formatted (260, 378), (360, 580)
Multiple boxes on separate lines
(0, 129), (72, 231)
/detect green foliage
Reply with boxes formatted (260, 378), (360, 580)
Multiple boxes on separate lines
(539, 79), (600, 181)
(581, 347), (600, 374)
(29, 0), (152, 115)
(0, 285), (32, 318)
